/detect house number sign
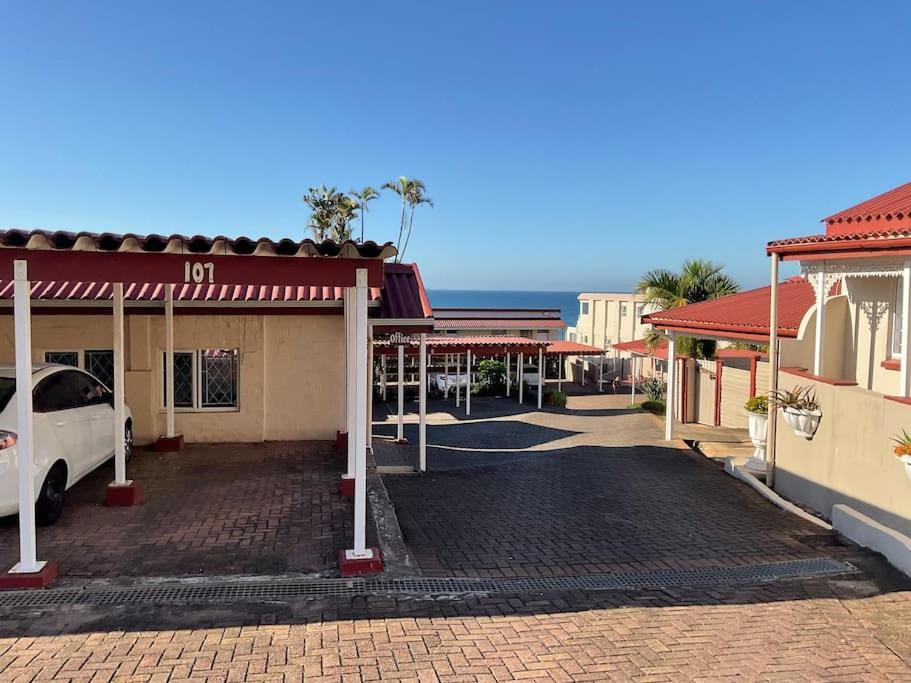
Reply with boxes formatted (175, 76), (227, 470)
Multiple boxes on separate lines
(184, 261), (215, 284)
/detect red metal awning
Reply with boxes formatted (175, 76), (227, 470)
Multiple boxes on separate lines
(545, 340), (604, 355)
(373, 335), (550, 356)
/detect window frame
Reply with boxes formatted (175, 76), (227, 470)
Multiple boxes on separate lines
(580, 301), (589, 316)
(892, 280), (905, 360)
(160, 348), (240, 413)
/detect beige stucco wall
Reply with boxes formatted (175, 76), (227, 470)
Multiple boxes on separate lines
(844, 276), (900, 394)
(774, 373), (911, 537)
(0, 312), (345, 445)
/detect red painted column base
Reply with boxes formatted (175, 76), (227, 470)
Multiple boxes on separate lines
(105, 481), (143, 506)
(0, 561), (58, 590)
(335, 431), (348, 453)
(338, 475), (355, 497)
(155, 434), (184, 452)
(337, 548), (383, 577)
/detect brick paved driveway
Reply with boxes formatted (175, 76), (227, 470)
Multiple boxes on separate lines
(0, 441), (363, 579)
(382, 394), (855, 578)
(1, 391), (911, 680)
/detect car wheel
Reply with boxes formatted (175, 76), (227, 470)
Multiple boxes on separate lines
(124, 421), (134, 464)
(36, 464), (66, 526)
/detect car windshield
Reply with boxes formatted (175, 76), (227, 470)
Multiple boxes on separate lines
(0, 377), (15, 413)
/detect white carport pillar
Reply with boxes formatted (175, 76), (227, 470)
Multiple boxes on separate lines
(419, 333), (427, 472)
(537, 348), (544, 409)
(664, 333), (677, 441)
(345, 287), (355, 478)
(631, 356), (637, 401)
(455, 353), (461, 407)
(352, 269), (369, 554)
(901, 259), (911, 397)
(465, 349), (472, 416)
(112, 283), (127, 485)
(518, 352), (524, 404)
(558, 353), (563, 392)
(813, 260), (827, 376)
(766, 254), (781, 485)
(165, 284), (176, 438)
(506, 352), (511, 397)
(11, 260), (42, 575)
(396, 344), (405, 442)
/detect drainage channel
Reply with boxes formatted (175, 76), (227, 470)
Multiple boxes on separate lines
(0, 558), (855, 609)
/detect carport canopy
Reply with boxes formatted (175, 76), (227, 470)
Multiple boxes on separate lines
(0, 229), (393, 586)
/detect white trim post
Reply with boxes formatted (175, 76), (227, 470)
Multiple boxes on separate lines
(814, 260), (827, 376)
(381, 355), (387, 402)
(366, 336), (374, 450)
(455, 353), (461, 407)
(466, 349), (472, 416)
(901, 259), (911, 397)
(537, 348), (544, 409)
(599, 354), (604, 392)
(631, 355), (637, 402)
(165, 284), (175, 438)
(444, 354), (450, 398)
(664, 333), (677, 441)
(11, 260), (42, 574)
(396, 344), (405, 442)
(419, 333), (427, 472)
(767, 254), (781, 486)
(353, 270), (369, 554)
(506, 352), (511, 397)
(345, 287), (355, 478)
(112, 283), (127, 485)
(558, 353), (563, 392)
(518, 352), (524, 404)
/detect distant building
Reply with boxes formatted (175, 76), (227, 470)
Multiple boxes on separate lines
(567, 292), (650, 348)
(566, 292), (655, 382)
(432, 307), (565, 340)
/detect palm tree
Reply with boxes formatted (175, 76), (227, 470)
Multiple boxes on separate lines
(381, 176), (414, 258)
(303, 185), (358, 242)
(637, 259), (740, 359)
(399, 182), (433, 263)
(350, 186), (379, 243)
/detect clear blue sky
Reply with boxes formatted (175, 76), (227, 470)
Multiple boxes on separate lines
(2, 1), (910, 292)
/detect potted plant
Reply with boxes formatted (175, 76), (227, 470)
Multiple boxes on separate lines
(892, 429), (911, 481)
(772, 386), (821, 439)
(744, 395), (769, 471)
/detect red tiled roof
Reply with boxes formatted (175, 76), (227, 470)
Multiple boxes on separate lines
(435, 319), (566, 330)
(0, 228), (396, 259)
(425, 336), (549, 348)
(642, 278), (816, 341)
(767, 227), (911, 257)
(612, 337), (682, 361)
(545, 341), (604, 355)
(824, 181), (911, 232)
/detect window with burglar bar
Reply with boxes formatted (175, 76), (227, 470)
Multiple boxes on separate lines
(162, 349), (239, 410)
(44, 350), (115, 394)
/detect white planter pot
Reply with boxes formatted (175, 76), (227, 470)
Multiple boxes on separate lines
(745, 412), (767, 472)
(902, 455), (911, 481)
(782, 407), (822, 439)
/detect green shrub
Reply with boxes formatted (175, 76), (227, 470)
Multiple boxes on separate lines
(744, 395), (768, 415)
(477, 359), (507, 396)
(640, 376), (666, 402)
(641, 399), (666, 415)
(547, 390), (567, 408)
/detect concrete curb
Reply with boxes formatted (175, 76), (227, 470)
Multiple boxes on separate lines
(366, 453), (422, 577)
(832, 504), (911, 579)
(723, 457), (832, 530)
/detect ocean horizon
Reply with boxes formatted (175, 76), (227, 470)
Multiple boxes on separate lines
(428, 289), (581, 329)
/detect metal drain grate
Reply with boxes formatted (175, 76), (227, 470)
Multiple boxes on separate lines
(0, 558), (855, 609)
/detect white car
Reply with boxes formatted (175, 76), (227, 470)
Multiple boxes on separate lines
(0, 364), (133, 525)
